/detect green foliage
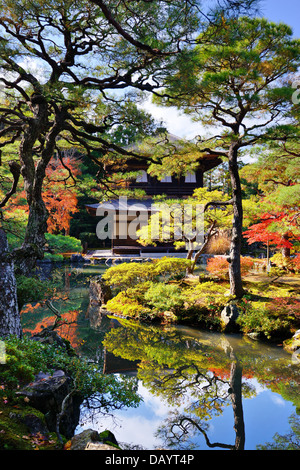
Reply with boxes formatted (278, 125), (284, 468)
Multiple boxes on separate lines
(103, 261), (156, 291)
(236, 303), (292, 340)
(103, 258), (191, 292)
(104, 261), (231, 325)
(153, 257), (192, 280)
(106, 292), (152, 320)
(0, 341), (36, 393)
(0, 336), (71, 396)
(16, 275), (54, 309)
(0, 335), (141, 412)
(45, 233), (82, 254)
(43, 253), (64, 261)
(144, 283), (184, 313)
(137, 188), (232, 249)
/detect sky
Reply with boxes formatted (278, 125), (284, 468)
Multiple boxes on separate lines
(143, 0), (300, 140)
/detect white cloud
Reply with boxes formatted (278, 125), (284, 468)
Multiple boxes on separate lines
(271, 394), (286, 407)
(141, 95), (206, 140)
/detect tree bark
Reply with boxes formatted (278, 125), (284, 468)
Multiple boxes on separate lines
(0, 229), (22, 338)
(13, 199), (49, 276)
(228, 144), (244, 298)
(13, 99), (66, 276)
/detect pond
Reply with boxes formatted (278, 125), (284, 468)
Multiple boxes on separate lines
(21, 263), (300, 451)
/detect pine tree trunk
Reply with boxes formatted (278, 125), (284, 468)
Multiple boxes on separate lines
(13, 98), (65, 276)
(0, 230), (22, 338)
(14, 199), (49, 276)
(228, 144), (244, 299)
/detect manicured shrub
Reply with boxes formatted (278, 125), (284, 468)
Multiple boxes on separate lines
(103, 262), (156, 291)
(103, 257), (191, 292)
(45, 233), (82, 254)
(153, 257), (192, 280)
(144, 282), (184, 313)
(106, 291), (152, 319)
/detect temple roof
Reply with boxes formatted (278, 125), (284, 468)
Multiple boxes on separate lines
(85, 198), (159, 215)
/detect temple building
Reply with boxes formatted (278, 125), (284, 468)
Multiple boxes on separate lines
(86, 136), (221, 255)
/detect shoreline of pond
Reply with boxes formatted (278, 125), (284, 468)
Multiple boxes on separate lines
(34, 258), (300, 358)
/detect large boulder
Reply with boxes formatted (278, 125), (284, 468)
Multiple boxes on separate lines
(69, 429), (120, 450)
(89, 276), (112, 305)
(87, 276), (113, 328)
(284, 329), (300, 363)
(16, 370), (82, 438)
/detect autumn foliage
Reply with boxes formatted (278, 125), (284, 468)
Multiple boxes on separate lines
(243, 212), (298, 249)
(206, 256), (255, 279)
(5, 155), (80, 236)
(43, 156), (81, 234)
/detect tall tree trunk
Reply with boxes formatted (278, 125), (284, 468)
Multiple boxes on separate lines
(14, 198), (49, 276)
(0, 229), (22, 338)
(13, 100), (65, 276)
(228, 144), (244, 298)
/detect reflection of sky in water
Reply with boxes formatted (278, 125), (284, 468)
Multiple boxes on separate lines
(76, 378), (296, 450)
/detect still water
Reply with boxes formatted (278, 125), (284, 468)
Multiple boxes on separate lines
(21, 263), (300, 450)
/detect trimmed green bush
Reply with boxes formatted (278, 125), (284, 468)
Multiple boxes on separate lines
(45, 233), (82, 254)
(236, 304), (292, 340)
(144, 282), (184, 313)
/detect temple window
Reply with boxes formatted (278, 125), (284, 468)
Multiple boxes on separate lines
(185, 172), (196, 183)
(160, 175), (172, 183)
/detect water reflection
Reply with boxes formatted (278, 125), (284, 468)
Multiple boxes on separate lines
(101, 320), (299, 450)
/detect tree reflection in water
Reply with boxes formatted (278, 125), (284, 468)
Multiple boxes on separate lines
(103, 320), (300, 450)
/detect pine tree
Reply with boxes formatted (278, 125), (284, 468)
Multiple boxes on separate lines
(155, 16), (300, 297)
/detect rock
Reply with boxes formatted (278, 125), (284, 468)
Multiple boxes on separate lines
(16, 372), (82, 438)
(69, 429), (120, 450)
(99, 429), (119, 447)
(247, 332), (261, 341)
(284, 330), (300, 361)
(85, 442), (119, 450)
(69, 429), (100, 450)
(221, 302), (240, 332)
(89, 276), (112, 305)
(9, 411), (49, 436)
